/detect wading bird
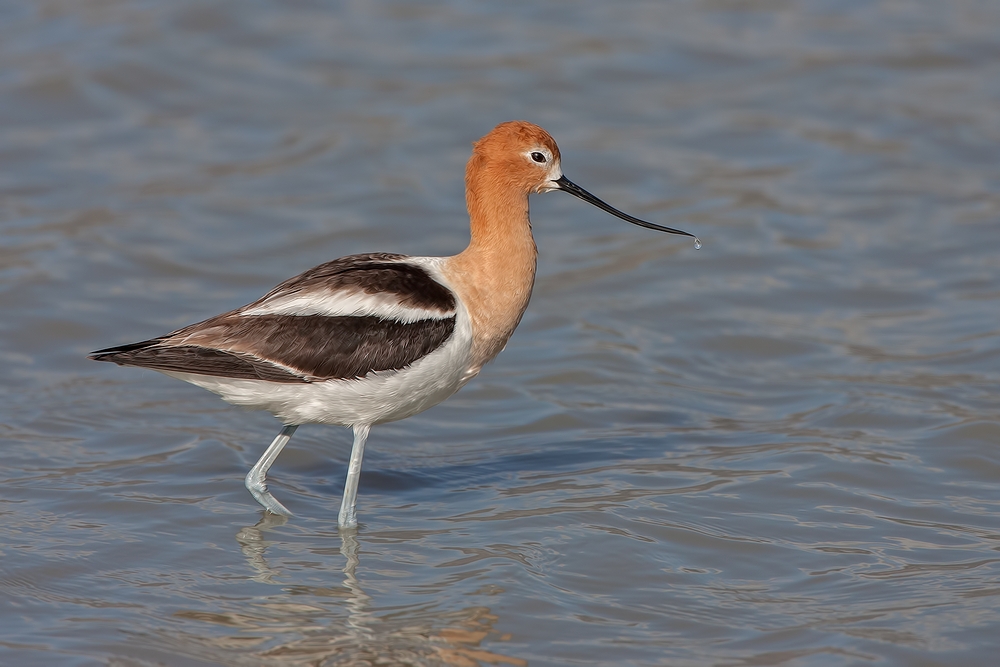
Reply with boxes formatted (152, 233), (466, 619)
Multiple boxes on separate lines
(91, 121), (698, 528)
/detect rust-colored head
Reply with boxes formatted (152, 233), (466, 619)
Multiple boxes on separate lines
(466, 121), (564, 195)
(465, 120), (699, 243)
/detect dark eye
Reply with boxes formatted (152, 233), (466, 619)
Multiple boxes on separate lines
(530, 151), (546, 163)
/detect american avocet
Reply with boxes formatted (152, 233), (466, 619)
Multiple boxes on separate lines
(90, 121), (698, 528)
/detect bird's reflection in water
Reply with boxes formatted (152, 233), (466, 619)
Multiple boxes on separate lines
(224, 515), (526, 666)
(235, 512), (290, 584)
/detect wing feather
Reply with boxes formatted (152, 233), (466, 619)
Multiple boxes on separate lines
(242, 253), (456, 319)
(91, 315), (456, 382)
(91, 254), (459, 382)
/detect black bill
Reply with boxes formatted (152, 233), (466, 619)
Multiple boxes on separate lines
(553, 175), (697, 239)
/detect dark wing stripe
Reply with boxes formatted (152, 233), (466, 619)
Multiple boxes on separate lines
(251, 254), (456, 313)
(90, 344), (308, 382)
(91, 314), (457, 383)
(227, 314), (457, 380)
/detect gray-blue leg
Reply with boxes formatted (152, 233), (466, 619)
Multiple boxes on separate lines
(338, 424), (371, 529)
(245, 425), (298, 516)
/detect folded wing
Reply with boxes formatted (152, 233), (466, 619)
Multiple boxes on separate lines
(90, 254), (458, 383)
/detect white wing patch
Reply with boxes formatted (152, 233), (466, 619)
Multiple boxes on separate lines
(241, 286), (454, 323)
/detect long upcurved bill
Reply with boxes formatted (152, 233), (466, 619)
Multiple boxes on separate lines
(553, 175), (697, 239)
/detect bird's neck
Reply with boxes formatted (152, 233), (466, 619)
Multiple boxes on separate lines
(446, 173), (538, 371)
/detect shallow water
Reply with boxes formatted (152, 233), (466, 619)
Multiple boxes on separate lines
(2, 1), (1000, 665)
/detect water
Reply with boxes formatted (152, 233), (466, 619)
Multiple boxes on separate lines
(2, 1), (999, 665)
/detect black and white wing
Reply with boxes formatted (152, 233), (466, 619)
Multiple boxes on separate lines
(90, 253), (458, 383)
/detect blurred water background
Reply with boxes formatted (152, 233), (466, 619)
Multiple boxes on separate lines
(2, 1), (1000, 665)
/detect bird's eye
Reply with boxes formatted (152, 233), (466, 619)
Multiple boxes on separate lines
(530, 151), (546, 163)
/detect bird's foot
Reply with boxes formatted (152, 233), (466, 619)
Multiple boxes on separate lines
(245, 471), (293, 516)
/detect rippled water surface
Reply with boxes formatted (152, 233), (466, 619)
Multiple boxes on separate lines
(3, 1), (1000, 665)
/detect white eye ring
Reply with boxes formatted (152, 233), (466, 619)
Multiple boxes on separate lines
(530, 151), (547, 164)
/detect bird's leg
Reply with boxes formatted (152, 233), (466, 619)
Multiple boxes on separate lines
(338, 424), (371, 529)
(245, 425), (298, 516)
